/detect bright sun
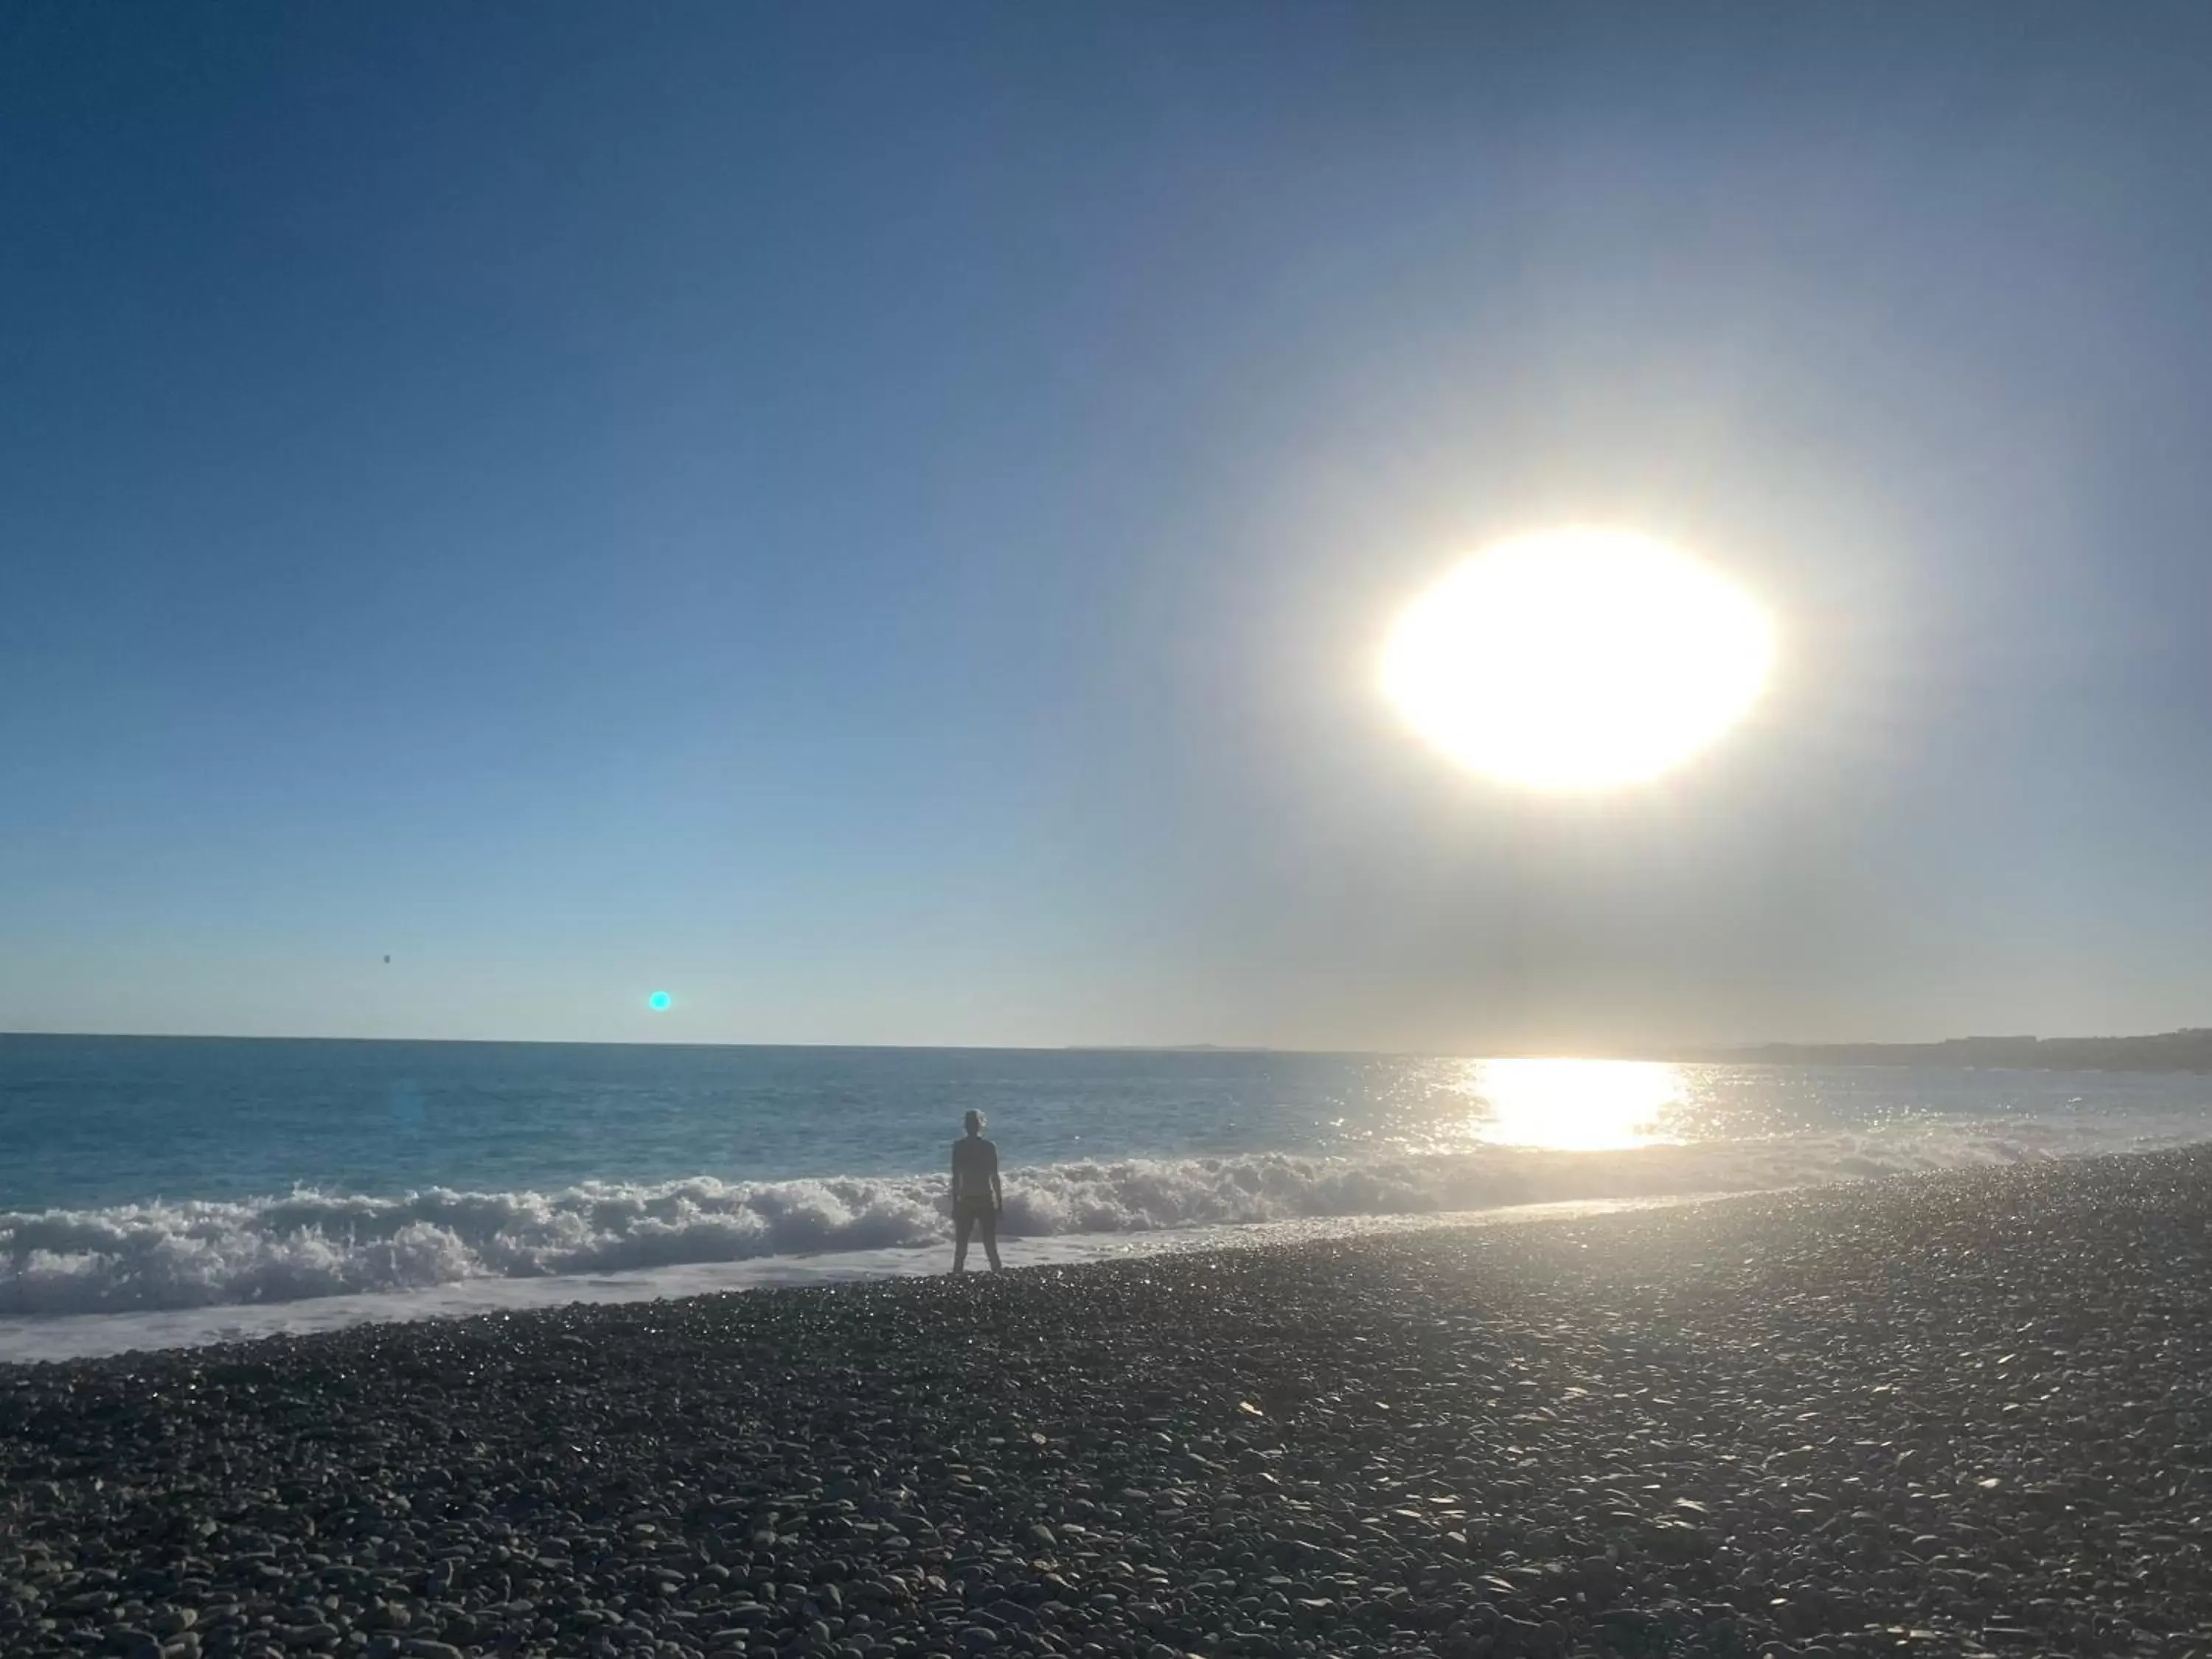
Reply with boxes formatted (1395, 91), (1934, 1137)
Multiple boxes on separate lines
(1381, 528), (1773, 789)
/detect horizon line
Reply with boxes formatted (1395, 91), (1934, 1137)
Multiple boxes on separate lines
(4, 1026), (2208, 1057)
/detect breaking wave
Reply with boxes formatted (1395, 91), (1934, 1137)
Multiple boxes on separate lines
(3, 1119), (2180, 1318)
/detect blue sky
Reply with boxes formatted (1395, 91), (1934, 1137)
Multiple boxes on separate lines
(5, 2), (2212, 1049)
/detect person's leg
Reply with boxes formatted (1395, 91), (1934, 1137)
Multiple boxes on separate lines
(981, 1204), (1001, 1271)
(953, 1203), (973, 1272)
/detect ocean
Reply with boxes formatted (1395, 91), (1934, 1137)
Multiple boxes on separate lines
(4, 1033), (2211, 1360)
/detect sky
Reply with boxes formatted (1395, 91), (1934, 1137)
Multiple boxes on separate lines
(6, 1), (2212, 1051)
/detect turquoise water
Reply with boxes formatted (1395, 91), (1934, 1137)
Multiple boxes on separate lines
(4, 1036), (1505, 1209)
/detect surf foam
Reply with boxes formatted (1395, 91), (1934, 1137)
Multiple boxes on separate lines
(7, 1118), (2196, 1321)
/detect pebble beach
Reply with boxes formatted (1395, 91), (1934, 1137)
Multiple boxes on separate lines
(5, 1150), (2211, 1659)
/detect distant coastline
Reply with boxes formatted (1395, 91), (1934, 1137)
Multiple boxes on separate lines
(1672, 1027), (2212, 1074)
(7, 1028), (2212, 1071)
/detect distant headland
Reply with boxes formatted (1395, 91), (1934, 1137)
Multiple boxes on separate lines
(1674, 1028), (2212, 1073)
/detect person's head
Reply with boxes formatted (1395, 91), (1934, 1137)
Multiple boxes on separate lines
(963, 1109), (984, 1137)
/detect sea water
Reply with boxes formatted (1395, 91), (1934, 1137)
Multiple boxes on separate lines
(4, 1034), (2210, 1358)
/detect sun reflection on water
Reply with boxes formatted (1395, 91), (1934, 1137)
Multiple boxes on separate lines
(1458, 1057), (1688, 1151)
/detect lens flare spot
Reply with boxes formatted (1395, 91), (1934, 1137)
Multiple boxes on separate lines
(647, 991), (672, 1012)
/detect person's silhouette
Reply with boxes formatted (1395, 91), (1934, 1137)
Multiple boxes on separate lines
(950, 1108), (1003, 1272)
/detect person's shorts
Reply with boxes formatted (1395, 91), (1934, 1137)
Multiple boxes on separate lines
(955, 1196), (997, 1228)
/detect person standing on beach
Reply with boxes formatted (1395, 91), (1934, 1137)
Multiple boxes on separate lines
(950, 1109), (1004, 1272)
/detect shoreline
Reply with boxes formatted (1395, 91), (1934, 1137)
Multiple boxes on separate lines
(0, 1196), (1708, 1366)
(18, 1113), (2208, 1343)
(5, 1150), (2211, 1658)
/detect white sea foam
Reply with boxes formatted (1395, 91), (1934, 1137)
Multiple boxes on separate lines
(0, 1199), (1703, 1363)
(6, 1113), (2199, 1329)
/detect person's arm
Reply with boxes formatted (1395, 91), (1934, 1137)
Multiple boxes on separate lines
(990, 1143), (1003, 1214)
(949, 1145), (960, 1208)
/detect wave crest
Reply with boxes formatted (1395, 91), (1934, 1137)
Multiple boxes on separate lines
(0, 1127), (2115, 1318)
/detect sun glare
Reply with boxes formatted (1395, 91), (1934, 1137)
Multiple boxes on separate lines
(1465, 1057), (1686, 1152)
(1382, 529), (1773, 788)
